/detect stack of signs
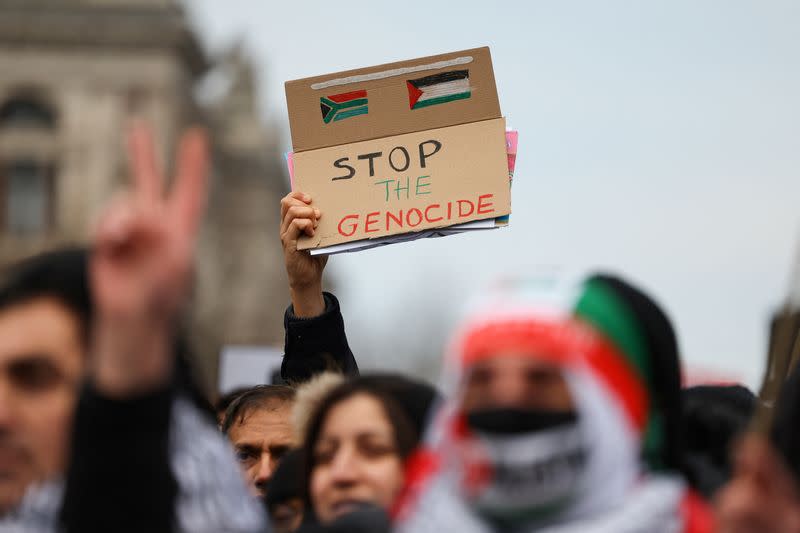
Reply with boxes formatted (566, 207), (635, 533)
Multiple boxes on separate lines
(285, 47), (513, 255)
(751, 239), (800, 434)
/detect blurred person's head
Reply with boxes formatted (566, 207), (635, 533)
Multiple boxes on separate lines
(223, 384), (297, 497)
(682, 384), (755, 498)
(0, 247), (91, 514)
(431, 273), (685, 526)
(301, 374), (434, 525)
(265, 448), (305, 533)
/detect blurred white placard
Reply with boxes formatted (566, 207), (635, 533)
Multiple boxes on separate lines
(218, 345), (284, 394)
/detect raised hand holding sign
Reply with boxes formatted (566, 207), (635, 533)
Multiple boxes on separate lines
(279, 190), (326, 317)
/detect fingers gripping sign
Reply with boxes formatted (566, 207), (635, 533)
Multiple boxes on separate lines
(279, 191), (327, 317)
(90, 122), (209, 395)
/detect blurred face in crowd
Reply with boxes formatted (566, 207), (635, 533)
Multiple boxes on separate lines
(0, 298), (84, 514)
(228, 400), (295, 497)
(460, 353), (574, 413)
(310, 393), (405, 524)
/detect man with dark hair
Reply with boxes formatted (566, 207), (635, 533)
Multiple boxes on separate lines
(0, 247), (90, 521)
(40, 134), (352, 532)
(216, 386), (251, 425)
(222, 385), (297, 497)
(202, 189), (366, 501)
(58, 122), (266, 533)
(0, 123), (268, 532)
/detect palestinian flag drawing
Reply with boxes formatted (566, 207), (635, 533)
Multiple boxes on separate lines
(407, 70), (471, 110)
(320, 90), (368, 123)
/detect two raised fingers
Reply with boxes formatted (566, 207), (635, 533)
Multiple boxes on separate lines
(125, 121), (209, 239)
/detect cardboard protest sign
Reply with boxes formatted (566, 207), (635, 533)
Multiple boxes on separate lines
(285, 129), (518, 255)
(285, 47), (510, 251)
(292, 118), (509, 249)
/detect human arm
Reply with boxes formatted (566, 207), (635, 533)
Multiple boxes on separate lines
(279, 192), (357, 383)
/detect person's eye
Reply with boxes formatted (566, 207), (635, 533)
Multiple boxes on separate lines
(526, 367), (559, 386)
(236, 449), (256, 463)
(360, 439), (395, 458)
(468, 367), (493, 387)
(9, 358), (62, 392)
(313, 447), (335, 465)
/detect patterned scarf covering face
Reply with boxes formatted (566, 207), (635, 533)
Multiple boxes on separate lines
(393, 278), (687, 533)
(465, 406), (585, 512)
(458, 407), (585, 523)
(433, 366), (642, 530)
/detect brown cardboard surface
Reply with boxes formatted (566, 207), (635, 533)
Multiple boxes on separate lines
(286, 47), (500, 152)
(293, 117), (509, 250)
(752, 309), (800, 434)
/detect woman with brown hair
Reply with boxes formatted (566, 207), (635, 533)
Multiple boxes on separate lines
(295, 374), (437, 533)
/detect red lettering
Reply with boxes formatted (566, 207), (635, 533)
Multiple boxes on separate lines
(457, 200), (475, 217)
(424, 204), (443, 223)
(477, 194), (495, 215)
(386, 210), (404, 231)
(338, 195), (494, 239)
(337, 214), (359, 236)
(365, 211), (380, 233)
(406, 208), (423, 227)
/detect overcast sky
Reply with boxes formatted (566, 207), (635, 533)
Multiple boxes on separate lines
(186, 0), (800, 387)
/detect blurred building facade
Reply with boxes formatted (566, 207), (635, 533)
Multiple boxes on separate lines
(0, 0), (290, 391)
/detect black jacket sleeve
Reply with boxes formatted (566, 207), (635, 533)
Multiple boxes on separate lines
(281, 292), (358, 383)
(60, 382), (177, 533)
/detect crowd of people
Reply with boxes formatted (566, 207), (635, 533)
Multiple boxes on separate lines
(1, 123), (799, 532)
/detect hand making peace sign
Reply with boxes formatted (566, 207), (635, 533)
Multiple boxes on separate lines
(92, 122), (209, 322)
(90, 122), (209, 395)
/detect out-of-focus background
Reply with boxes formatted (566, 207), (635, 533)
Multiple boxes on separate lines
(1, 0), (798, 392)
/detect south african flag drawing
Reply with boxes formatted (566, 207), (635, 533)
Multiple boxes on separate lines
(407, 70), (471, 110)
(320, 90), (368, 123)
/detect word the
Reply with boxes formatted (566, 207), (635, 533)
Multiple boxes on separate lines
(374, 175), (431, 201)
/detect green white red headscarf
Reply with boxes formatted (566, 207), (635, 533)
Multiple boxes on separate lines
(393, 274), (712, 533)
